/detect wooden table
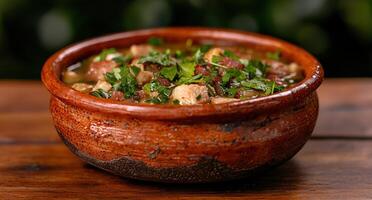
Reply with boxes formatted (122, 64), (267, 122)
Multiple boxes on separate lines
(1, 79), (372, 199)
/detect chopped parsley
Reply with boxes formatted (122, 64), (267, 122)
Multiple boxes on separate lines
(90, 89), (111, 99)
(266, 50), (281, 61)
(147, 37), (164, 46)
(104, 65), (137, 98)
(139, 51), (176, 66)
(160, 66), (178, 81)
(96, 48), (117, 61)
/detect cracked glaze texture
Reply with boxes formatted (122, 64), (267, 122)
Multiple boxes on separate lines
(42, 28), (323, 183)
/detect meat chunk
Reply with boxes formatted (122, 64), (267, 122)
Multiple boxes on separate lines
(195, 65), (210, 76)
(210, 97), (239, 104)
(86, 61), (117, 82)
(171, 84), (209, 105)
(110, 91), (125, 101)
(266, 60), (289, 77)
(62, 71), (83, 84)
(130, 44), (153, 57)
(219, 57), (244, 69)
(71, 83), (93, 93)
(136, 71), (153, 86)
(203, 48), (223, 63)
(157, 77), (171, 86)
(92, 80), (112, 92)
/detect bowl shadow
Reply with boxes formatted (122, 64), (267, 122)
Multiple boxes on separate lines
(83, 160), (303, 194)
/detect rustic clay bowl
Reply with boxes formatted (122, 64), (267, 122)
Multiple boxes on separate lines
(41, 27), (323, 183)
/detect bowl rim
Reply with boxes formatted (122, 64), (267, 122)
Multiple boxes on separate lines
(41, 27), (323, 120)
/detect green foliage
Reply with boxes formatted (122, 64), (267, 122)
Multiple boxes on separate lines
(104, 66), (137, 98)
(143, 81), (171, 104)
(241, 78), (284, 95)
(96, 48), (117, 61)
(266, 51), (281, 61)
(90, 89), (111, 99)
(160, 66), (178, 81)
(139, 51), (176, 66)
(147, 37), (164, 46)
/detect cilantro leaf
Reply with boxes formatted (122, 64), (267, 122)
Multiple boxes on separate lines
(193, 45), (211, 64)
(266, 51), (281, 61)
(147, 37), (164, 46)
(223, 50), (239, 60)
(130, 66), (140, 76)
(143, 81), (171, 104)
(118, 66), (137, 98)
(178, 74), (203, 84)
(160, 66), (178, 81)
(226, 87), (238, 97)
(112, 55), (132, 65)
(244, 60), (267, 78)
(178, 61), (195, 78)
(104, 66), (138, 98)
(222, 68), (246, 85)
(96, 48), (117, 61)
(90, 89), (111, 99)
(241, 78), (284, 95)
(139, 51), (176, 66)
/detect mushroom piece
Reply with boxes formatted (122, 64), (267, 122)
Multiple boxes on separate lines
(238, 90), (260, 99)
(111, 91), (125, 101)
(92, 80), (112, 92)
(171, 84), (209, 105)
(71, 83), (93, 93)
(136, 71), (153, 86)
(62, 71), (83, 84)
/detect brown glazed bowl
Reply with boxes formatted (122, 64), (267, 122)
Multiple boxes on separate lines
(41, 27), (323, 183)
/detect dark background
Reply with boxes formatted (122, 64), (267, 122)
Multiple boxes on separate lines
(0, 0), (371, 79)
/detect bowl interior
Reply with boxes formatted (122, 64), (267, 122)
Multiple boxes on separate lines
(42, 27), (323, 120)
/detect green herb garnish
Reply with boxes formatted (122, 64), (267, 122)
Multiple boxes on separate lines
(112, 55), (132, 65)
(96, 48), (117, 61)
(144, 81), (171, 104)
(241, 78), (284, 95)
(147, 37), (164, 46)
(104, 66), (137, 98)
(90, 89), (111, 99)
(266, 50), (281, 61)
(139, 51), (176, 66)
(160, 66), (178, 81)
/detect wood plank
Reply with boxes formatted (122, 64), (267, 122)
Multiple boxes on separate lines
(314, 78), (372, 137)
(0, 140), (371, 199)
(0, 81), (49, 113)
(0, 112), (58, 143)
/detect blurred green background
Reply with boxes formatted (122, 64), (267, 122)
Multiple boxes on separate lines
(0, 0), (371, 79)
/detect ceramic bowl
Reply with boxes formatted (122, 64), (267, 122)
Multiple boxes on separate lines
(41, 27), (323, 183)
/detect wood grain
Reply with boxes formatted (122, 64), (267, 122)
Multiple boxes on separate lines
(0, 141), (371, 199)
(315, 78), (372, 137)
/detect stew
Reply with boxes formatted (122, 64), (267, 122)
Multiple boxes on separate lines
(62, 38), (304, 105)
